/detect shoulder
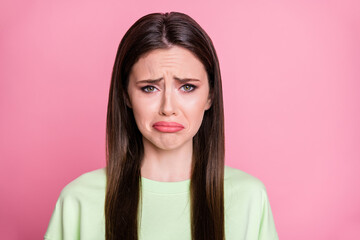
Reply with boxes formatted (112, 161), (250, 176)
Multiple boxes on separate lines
(224, 165), (270, 212)
(223, 166), (279, 239)
(224, 165), (266, 193)
(45, 168), (107, 239)
(59, 167), (106, 201)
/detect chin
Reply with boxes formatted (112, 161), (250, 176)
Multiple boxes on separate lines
(143, 135), (188, 151)
(153, 140), (184, 151)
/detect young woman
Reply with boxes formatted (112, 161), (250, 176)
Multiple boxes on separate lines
(45, 12), (279, 240)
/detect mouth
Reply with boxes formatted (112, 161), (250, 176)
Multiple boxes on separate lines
(153, 121), (184, 133)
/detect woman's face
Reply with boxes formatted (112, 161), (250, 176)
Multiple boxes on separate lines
(127, 46), (212, 151)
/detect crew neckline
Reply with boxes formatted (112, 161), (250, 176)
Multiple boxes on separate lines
(140, 176), (190, 194)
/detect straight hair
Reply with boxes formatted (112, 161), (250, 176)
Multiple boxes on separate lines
(105, 12), (225, 240)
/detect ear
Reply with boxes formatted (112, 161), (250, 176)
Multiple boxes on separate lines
(205, 96), (212, 111)
(125, 94), (132, 108)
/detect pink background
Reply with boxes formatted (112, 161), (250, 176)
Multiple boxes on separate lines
(1, 0), (359, 239)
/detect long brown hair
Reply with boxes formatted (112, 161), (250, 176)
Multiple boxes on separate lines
(105, 12), (225, 240)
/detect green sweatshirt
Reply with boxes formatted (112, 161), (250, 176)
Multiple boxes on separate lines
(45, 165), (279, 240)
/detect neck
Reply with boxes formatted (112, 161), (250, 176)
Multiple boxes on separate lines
(140, 136), (193, 182)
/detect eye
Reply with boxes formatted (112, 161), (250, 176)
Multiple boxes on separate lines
(141, 85), (158, 93)
(181, 84), (196, 92)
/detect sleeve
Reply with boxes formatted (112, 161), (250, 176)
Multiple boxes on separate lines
(258, 189), (279, 240)
(44, 191), (81, 240)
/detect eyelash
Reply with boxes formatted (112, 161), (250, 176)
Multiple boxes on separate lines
(141, 84), (197, 93)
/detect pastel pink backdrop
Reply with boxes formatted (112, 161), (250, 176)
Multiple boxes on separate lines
(1, 0), (359, 239)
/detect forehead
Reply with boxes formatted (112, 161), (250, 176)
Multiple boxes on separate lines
(129, 46), (207, 80)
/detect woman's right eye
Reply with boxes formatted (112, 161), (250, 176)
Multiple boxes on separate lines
(141, 86), (158, 93)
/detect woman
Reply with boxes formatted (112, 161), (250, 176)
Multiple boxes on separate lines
(45, 12), (279, 240)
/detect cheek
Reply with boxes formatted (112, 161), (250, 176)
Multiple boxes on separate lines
(182, 91), (210, 128)
(131, 97), (157, 127)
(186, 102), (207, 129)
(186, 91), (210, 113)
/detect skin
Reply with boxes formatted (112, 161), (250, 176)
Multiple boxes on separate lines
(127, 46), (212, 182)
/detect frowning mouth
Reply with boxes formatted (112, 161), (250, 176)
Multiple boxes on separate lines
(153, 121), (184, 133)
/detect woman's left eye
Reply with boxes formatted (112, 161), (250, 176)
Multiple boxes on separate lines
(181, 84), (196, 92)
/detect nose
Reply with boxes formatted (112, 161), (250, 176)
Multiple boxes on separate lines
(159, 87), (177, 116)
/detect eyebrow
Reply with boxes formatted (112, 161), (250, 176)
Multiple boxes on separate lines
(136, 77), (200, 84)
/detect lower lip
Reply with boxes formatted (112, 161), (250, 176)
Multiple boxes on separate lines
(153, 125), (184, 133)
